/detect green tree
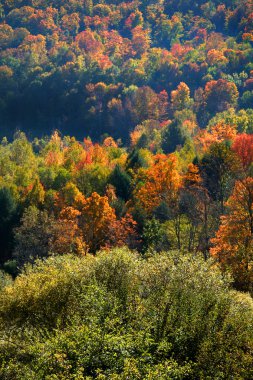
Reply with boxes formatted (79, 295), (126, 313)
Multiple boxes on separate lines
(0, 187), (18, 264)
(108, 164), (131, 201)
(200, 142), (240, 213)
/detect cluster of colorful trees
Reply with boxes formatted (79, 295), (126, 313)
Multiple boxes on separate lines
(0, 127), (252, 293)
(1, 0), (253, 139)
(1, 1), (253, 376)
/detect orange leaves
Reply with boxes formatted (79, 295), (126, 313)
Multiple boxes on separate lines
(195, 122), (237, 152)
(61, 13), (80, 35)
(131, 26), (150, 57)
(103, 137), (118, 148)
(76, 29), (103, 54)
(210, 122), (237, 142)
(171, 44), (193, 59)
(135, 154), (181, 213)
(125, 10), (143, 30)
(79, 192), (116, 252)
(54, 185), (137, 253)
(98, 54), (112, 70)
(184, 163), (202, 188)
(80, 138), (109, 168)
(75, 29), (112, 70)
(207, 49), (228, 67)
(210, 178), (253, 290)
(0, 65), (13, 79)
(242, 32), (253, 42)
(50, 206), (87, 256)
(43, 133), (112, 172)
(130, 129), (142, 147)
(45, 151), (64, 167)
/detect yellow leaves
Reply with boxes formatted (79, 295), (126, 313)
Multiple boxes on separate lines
(0, 65), (13, 79)
(195, 122), (237, 153)
(210, 122), (237, 141)
(56, 182), (85, 210)
(103, 136), (118, 148)
(44, 131), (64, 167)
(45, 150), (64, 167)
(80, 192), (116, 252)
(207, 49), (228, 67)
(183, 163), (202, 188)
(25, 177), (45, 206)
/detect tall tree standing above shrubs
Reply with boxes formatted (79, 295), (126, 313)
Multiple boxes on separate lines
(211, 177), (253, 291)
(232, 133), (253, 171)
(200, 142), (240, 214)
(79, 192), (116, 252)
(135, 154), (181, 215)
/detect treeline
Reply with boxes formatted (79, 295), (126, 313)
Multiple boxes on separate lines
(0, 129), (252, 292)
(1, 0), (253, 138)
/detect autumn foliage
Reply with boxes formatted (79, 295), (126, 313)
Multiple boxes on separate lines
(211, 178), (253, 291)
(0, 0), (253, 293)
(135, 154), (181, 214)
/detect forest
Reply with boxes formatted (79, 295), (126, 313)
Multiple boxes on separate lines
(0, 0), (253, 378)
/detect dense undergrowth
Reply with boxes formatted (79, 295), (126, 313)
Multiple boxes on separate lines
(0, 248), (253, 379)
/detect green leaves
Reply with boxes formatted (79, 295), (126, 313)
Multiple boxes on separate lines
(0, 249), (252, 379)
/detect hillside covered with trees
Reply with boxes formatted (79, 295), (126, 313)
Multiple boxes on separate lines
(0, 128), (253, 377)
(1, 0), (253, 139)
(0, 0), (253, 378)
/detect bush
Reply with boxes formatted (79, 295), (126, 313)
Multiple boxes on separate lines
(0, 248), (252, 379)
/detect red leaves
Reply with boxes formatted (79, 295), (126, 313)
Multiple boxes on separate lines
(232, 134), (253, 170)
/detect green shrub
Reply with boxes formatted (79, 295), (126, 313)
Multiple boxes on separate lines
(0, 248), (252, 379)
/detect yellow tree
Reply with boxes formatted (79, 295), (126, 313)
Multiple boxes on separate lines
(211, 178), (253, 291)
(24, 178), (45, 207)
(55, 182), (85, 211)
(79, 192), (116, 252)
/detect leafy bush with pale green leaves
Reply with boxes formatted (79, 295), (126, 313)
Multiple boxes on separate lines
(0, 248), (252, 379)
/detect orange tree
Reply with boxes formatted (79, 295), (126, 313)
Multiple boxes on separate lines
(135, 154), (181, 216)
(210, 177), (253, 291)
(79, 192), (116, 253)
